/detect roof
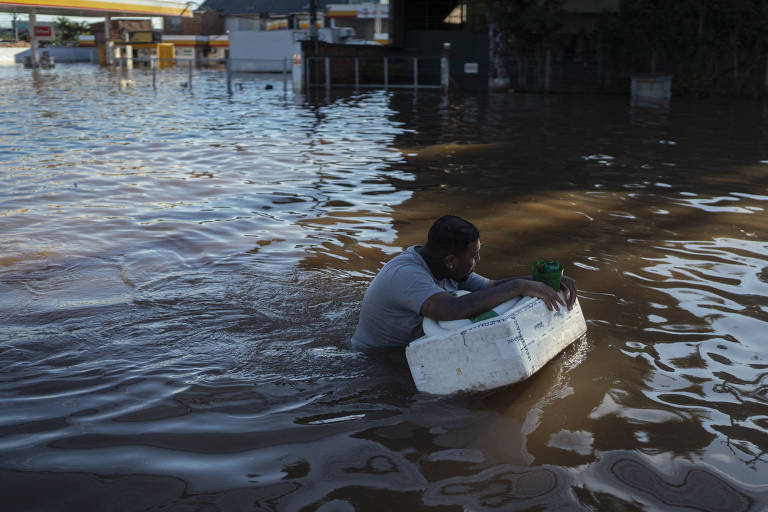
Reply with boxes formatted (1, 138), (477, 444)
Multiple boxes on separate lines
(0, 0), (192, 18)
(200, 0), (336, 16)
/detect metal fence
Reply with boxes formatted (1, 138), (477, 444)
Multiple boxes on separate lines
(304, 55), (442, 90)
(113, 57), (291, 94)
(108, 54), (446, 94)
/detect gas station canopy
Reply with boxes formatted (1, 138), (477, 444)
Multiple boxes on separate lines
(0, 0), (192, 18)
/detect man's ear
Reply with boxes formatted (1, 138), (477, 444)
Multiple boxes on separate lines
(444, 254), (457, 269)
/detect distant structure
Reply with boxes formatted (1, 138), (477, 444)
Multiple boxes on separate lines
(325, 3), (390, 44)
(90, 19), (153, 44)
(198, 0), (388, 44)
(196, 0), (390, 72)
(163, 8), (225, 35)
(199, 0), (335, 33)
(0, 0), (191, 68)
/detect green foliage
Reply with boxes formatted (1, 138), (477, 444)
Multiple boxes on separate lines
(489, 0), (565, 50)
(54, 17), (90, 46)
(486, 0), (768, 95)
(600, 0), (768, 95)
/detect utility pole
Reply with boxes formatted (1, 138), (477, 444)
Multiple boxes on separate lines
(309, 0), (318, 89)
(309, 0), (318, 53)
(28, 11), (39, 69)
(12, 12), (18, 42)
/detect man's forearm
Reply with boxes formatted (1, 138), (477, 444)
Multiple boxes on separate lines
(444, 279), (529, 319)
(489, 276), (531, 287)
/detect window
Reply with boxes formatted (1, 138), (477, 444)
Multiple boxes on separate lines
(167, 17), (182, 31)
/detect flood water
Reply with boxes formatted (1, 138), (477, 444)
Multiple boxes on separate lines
(2, 64), (768, 510)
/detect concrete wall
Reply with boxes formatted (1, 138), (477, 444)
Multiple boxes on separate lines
(11, 47), (96, 64)
(0, 47), (27, 65)
(230, 29), (340, 72)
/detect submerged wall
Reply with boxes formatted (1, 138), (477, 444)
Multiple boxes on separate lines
(11, 47), (96, 64)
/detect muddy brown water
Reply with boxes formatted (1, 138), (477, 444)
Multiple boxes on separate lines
(2, 65), (768, 510)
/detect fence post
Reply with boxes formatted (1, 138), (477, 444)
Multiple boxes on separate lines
(413, 57), (418, 90)
(324, 57), (330, 91)
(354, 57), (359, 90)
(226, 56), (232, 95)
(293, 42), (304, 94)
(152, 57), (157, 90)
(441, 42), (451, 94)
(384, 57), (388, 89)
(283, 56), (288, 93)
(188, 59), (193, 90)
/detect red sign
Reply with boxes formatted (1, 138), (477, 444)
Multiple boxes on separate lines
(34, 26), (53, 38)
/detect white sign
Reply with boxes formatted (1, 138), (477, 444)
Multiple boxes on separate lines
(358, 4), (389, 18)
(464, 62), (479, 74)
(175, 47), (195, 60)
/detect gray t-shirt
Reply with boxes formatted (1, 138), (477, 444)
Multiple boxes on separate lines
(351, 246), (491, 350)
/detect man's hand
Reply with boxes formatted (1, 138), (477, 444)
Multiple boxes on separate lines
(560, 274), (577, 309)
(520, 280), (566, 312)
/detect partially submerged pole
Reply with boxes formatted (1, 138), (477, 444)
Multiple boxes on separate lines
(413, 57), (418, 90)
(441, 42), (451, 94)
(309, 0), (318, 55)
(384, 56), (388, 89)
(125, 45), (133, 70)
(28, 11), (38, 69)
(283, 56), (288, 93)
(292, 42), (303, 94)
(324, 56), (330, 91)
(354, 57), (359, 90)
(309, 0), (319, 93)
(105, 15), (113, 66)
(226, 55), (232, 94)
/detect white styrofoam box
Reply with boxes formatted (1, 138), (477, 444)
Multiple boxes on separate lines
(406, 292), (586, 395)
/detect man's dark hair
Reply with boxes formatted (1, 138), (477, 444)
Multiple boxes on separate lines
(425, 215), (479, 257)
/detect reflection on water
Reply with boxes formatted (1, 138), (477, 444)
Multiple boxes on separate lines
(2, 64), (768, 510)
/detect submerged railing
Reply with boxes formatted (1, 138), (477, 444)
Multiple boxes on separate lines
(303, 55), (443, 91)
(113, 57), (291, 94)
(109, 53), (449, 95)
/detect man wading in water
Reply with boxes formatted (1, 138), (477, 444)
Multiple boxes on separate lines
(351, 215), (577, 350)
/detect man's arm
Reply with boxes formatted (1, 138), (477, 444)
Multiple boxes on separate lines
(421, 278), (567, 322)
(485, 274), (578, 309)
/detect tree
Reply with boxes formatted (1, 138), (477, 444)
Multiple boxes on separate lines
(487, 0), (565, 92)
(54, 17), (90, 46)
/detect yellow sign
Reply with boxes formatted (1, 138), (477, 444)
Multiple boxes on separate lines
(131, 31), (154, 43)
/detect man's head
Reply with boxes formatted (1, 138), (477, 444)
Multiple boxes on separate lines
(425, 215), (481, 281)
